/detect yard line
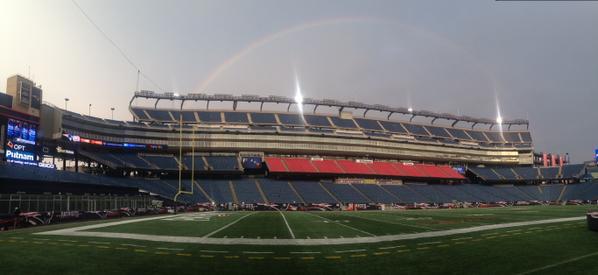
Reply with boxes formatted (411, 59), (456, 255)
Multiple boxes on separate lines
(378, 245), (405, 250)
(278, 210), (296, 239)
(417, 241), (442, 246)
(242, 251), (274, 254)
(200, 250), (229, 253)
(157, 247), (183, 251)
(121, 243), (146, 247)
(516, 251), (598, 275)
(290, 251), (321, 254)
(451, 237), (473, 241)
(203, 212), (256, 238)
(306, 212), (375, 237)
(335, 249), (367, 253)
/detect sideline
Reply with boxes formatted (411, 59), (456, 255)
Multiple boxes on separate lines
(36, 214), (584, 246)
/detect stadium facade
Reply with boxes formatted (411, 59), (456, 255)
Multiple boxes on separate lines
(0, 75), (595, 214)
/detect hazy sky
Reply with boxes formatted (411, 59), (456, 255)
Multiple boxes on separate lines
(1, 0), (597, 161)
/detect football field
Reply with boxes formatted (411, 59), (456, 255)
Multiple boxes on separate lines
(2, 205), (598, 274)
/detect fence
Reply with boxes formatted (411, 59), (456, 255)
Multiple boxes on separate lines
(0, 193), (155, 214)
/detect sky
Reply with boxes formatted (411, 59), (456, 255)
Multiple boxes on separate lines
(1, 0), (597, 161)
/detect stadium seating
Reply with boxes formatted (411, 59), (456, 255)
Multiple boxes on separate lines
(303, 115), (331, 127)
(264, 157), (288, 173)
(311, 159), (345, 174)
(232, 179), (264, 204)
(224, 112), (249, 123)
(323, 183), (370, 203)
(561, 164), (586, 179)
(540, 167), (560, 180)
(249, 112), (278, 124)
(291, 181), (337, 203)
(142, 155), (180, 170)
(258, 179), (302, 203)
(468, 167), (502, 181)
(352, 184), (397, 203)
(381, 184), (429, 203)
(493, 168), (519, 180)
(205, 156), (240, 172)
(512, 167), (539, 180)
(354, 118), (383, 131)
(182, 155), (208, 171)
(197, 111), (222, 123)
(336, 160), (376, 175)
(329, 117), (358, 129)
(199, 180), (234, 204)
(282, 158), (318, 173)
(394, 163), (427, 178)
(368, 162), (404, 177)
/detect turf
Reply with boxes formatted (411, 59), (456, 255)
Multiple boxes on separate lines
(1, 205), (598, 275)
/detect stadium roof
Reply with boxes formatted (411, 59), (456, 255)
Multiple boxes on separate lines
(131, 91), (529, 127)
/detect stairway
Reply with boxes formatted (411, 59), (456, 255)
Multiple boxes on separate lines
(254, 179), (269, 204)
(228, 181), (240, 204)
(287, 181), (306, 204)
(319, 182), (341, 205)
(349, 184), (373, 203)
(194, 180), (214, 203)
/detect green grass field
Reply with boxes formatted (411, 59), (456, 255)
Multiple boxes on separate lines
(2, 205), (598, 274)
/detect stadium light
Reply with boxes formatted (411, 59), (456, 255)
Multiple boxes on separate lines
(64, 98), (69, 111)
(88, 104), (92, 116)
(496, 116), (503, 124)
(110, 107), (115, 120)
(408, 107), (413, 113)
(294, 75), (304, 115)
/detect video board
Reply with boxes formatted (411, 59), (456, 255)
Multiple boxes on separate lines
(5, 118), (38, 165)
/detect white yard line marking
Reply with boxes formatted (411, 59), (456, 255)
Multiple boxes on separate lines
(335, 249), (367, 253)
(378, 245), (405, 250)
(202, 212), (256, 238)
(242, 251), (274, 254)
(200, 250), (229, 253)
(516, 251), (598, 275)
(36, 215), (585, 246)
(289, 251), (321, 254)
(121, 243), (146, 247)
(306, 212), (375, 237)
(156, 247), (183, 251)
(278, 210), (296, 239)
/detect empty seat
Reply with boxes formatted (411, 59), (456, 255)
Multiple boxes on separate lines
(311, 159), (345, 174)
(145, 109), (173, 121)
(354, 118), (383, 131)
(205, 156), (239, 171)
(446, 128), (471, 140)
(291, 181), (336, 203)
(336, 160), (376, 175)
(142, 155), (179, 170)
(259, 179), (301, 203)
(264, 157), (288, 172)
(232, 179), (263, 204)
(329, 117), (358, 129)
(303, 115), (331, 127)
(277, 114), (305, 125)
(224, 112), (249, 123)
(379, 121), (408, 134)
(424, 126), (451, 138)
(403, 124), (430, 136)
(465, 131), (488, 142)
(197, 111), (222, 123)
(250, 112), (278, 124)
(283, 158), (318, 173)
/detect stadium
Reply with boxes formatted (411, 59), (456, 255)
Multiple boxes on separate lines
(1, 73), (598, 274)
(3, 1), (598, 274)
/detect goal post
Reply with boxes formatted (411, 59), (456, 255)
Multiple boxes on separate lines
(174, 113), (194, 202)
